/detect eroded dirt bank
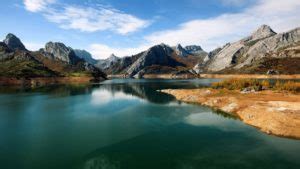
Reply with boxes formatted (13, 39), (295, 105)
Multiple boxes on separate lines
(161, 89), (300, 139)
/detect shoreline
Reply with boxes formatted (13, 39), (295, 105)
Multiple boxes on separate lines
(161, 88), (300, 139)
(108, 74), (300, 79)
(199, 74), (300, 79)
(0, 77), (105, 86)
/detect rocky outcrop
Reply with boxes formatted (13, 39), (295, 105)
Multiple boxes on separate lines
(42, 42), (81, 64)
(199, 25), (300, 73)
(185, 45), (207, 56)
(126, 44), (179, 77)
(174, 44), (189, 57)
(74, 49), (97, 64)
(0, 42), (13, 60)
(95, 54), (120, 70)
(0, 34), (107, 81)
(236, 27), (300, 68)
(174, 44), (207, 57)
(3, 33), (27, 51)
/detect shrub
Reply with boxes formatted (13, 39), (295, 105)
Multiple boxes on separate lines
(212, 78), (300, 93)
(274, 81), (300, 93)
(212, 78), (262, 90)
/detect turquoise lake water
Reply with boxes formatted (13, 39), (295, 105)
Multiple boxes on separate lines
(0, 79), (300, 169)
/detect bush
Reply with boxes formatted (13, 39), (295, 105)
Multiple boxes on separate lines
(274, 81), (300, 93)
(212, 78), (262, 90)
(212, 78), (300, 93)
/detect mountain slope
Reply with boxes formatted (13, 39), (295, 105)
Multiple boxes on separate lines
(0, 34), (106, 80)
(194, 25), (300, 74)
(97, 43), (205, 77)
(74, 49), (97, 64)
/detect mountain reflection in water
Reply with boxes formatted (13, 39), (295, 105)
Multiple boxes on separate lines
(0, 79), (299, 169)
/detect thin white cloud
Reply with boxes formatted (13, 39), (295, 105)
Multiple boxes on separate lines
(90, 0), (300, 59)
(145, 0), (300, 51)
(89, 43), (149, 59)
(44, 6), (151, 34)
(24, 0), (56, 12)
(23, 0), (150, 34)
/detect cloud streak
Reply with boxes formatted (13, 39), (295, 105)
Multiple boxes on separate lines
(90, 0), (300, 59)
(89, 44), (149, 59)
(23, 0), (150, 34)
(24, 0), (56, 12)
(145, 0), (300, 51)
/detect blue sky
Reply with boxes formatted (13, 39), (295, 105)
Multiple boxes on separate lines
(0, 0), (299, 59)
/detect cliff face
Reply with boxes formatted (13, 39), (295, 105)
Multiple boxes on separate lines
(97, 43), (204, 77)
(42, 42), (81, 64)
(74, 49), (97, 64)
(194, 25), (300, 74)
(126, 44), (179, 77)
(3, 33), (27, 51)
(0, 34), (106, 80)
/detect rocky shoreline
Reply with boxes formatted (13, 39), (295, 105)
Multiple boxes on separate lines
(161, 88), (300, 139)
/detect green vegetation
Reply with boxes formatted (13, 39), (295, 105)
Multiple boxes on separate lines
(212, 78), (300, 93)
(0, 59), (57, 78)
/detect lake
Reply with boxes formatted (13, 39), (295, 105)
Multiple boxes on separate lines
(0, 79), (300, 169)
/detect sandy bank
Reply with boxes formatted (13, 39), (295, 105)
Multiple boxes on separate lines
(161, 88), (300, 139)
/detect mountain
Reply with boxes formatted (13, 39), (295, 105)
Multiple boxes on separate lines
(194, 25), (300, 74)
(185, 45), (207, 56)
(173, 44), (207, 57)
(95, 54), (120, 70)
(74, 49), (97, 64)
(0, 41), (57, 78)
(98, 43), (203, 78)
(40, 42), (81, 64)
(174, 44), (189, 57)
(0, 34), (106, 81)
(3, 33), (27, 51)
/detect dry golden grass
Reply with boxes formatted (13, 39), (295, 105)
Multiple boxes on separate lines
(212, 78), (300, 93)
(275, 81), (300, 93)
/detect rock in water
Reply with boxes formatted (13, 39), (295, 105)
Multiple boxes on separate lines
(3, 33), (27, 51)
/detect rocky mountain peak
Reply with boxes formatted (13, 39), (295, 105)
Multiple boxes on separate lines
(44, 42), (80, 64)
(148, 43), (173, 55)
(251, 25), (276, 40)
(107, 54), (119, 61)
(3, 33), (27, 51)
(74, 49), (96, 64)
(184, 45), (203, 52)
(175, 44), (189, 57)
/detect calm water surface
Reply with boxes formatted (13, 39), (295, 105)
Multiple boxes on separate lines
(0, 79), (300, 169)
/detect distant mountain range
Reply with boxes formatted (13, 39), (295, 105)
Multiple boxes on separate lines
(0, 34), (106, 81)
(93, 43), (207, 78)
(1, 24), (299, 80)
